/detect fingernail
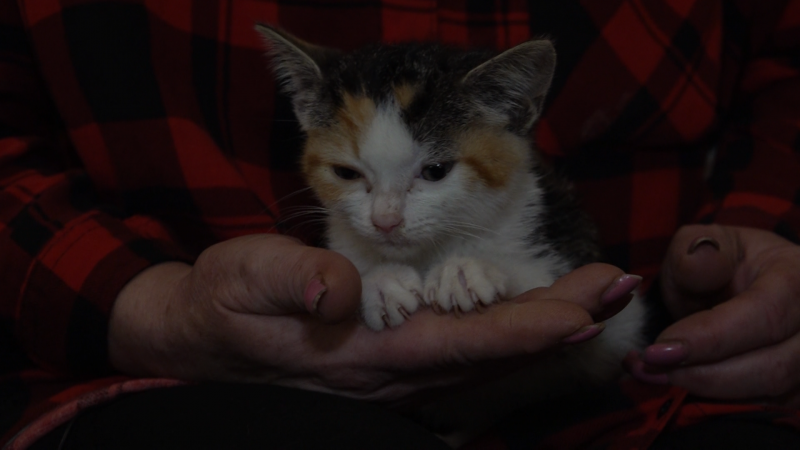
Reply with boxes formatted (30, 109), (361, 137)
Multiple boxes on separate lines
(601, 274), (642, 305)
(304, 277), (326, 315)
(624, 351), (671, 385)
(643, 342), (688, 366)
(688, 236), (720, 254)
(563, 323), (605, 344)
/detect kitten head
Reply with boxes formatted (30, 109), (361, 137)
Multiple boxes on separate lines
(257, 24), (555, 259)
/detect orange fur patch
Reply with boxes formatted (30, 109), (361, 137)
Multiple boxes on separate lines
(337, 93), (377, 155)
(393, 83), (419, 110)
(301, 94), (377, 204)
(302, 132), (346, 203)
(458, 128), (530, 189)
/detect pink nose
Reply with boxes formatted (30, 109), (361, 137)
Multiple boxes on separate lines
(372, 214), (403, 234)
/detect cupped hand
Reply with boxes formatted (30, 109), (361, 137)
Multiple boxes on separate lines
(109, 234), (638, 406)
(628, 224), (800, 406)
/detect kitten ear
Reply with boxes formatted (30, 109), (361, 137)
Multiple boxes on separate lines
(462, 40), (556, 134)
(255, 23), (340, 130)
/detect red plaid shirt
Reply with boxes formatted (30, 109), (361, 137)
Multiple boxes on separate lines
(2, 0), (800, 448)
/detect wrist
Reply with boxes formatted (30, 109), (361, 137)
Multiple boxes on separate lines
(108, 261), (192, 376)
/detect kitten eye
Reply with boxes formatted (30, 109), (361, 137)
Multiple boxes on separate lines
(333, 166), (362, 180)
(420, 162), (455, 182)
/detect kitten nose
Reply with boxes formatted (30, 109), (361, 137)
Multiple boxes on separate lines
(372, 213), (403, 234)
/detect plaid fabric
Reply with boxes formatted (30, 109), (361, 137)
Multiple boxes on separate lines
(1, 0), (799, 448)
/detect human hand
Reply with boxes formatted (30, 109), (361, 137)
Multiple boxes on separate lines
(109, 234), (638, 406)
(627, 224), (800, 406)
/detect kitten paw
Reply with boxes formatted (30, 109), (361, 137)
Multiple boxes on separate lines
(361, 264), (424, 331)
(424, 257), (507, 314)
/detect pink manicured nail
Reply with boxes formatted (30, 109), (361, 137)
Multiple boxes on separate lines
(687, 236), (720, 254)
(563, 323), (605, 344)
(643, 342), (688, 366)
(624, 351), (671, 385)
(601, 274), (642, 305)
(304, 277), (327, 315)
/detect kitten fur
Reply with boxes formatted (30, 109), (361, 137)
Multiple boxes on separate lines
(257, 24), (645, 444)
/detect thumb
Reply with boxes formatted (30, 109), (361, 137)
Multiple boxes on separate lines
(660, 224), (740, 319)
(205, 234), (362, 323)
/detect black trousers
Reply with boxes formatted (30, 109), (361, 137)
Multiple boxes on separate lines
(30, 383), (448, 450)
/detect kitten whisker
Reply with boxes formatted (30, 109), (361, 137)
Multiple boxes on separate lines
(278, 207), (329, 217)
(440, 219), (501, 235)
(275, 218), (330, 235)
(276, 186), (314, 201)
(438, 225), (486, 242)
(272, 205), (331, 234)
(448, 231), (483, 242)
(276, 209), (329, 223)
(264, 186), (316, 214)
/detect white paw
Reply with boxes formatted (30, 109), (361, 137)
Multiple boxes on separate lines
(361, 264), (424, 331)
(424, 257), (507, 314)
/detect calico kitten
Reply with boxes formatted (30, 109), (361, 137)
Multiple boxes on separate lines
(256, 23), (645, 441)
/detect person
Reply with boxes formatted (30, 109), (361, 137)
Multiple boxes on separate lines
(1, 1), (799, 448)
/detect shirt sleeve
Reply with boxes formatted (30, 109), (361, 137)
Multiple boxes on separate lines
(699, 0), (800, 242)
(0, 3), (190, 375)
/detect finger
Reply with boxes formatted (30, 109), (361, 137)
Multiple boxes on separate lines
(651, 262), (800, 367)
(660, 224), (740, 318)
(291, 246), (362, 322)
(370, 266), (638, 367)
(512, 263), (641, 320)
(380, 299), (595, 365)
(649, 229), (800, 367)
(659, 329), (800, 401)
(264, 236), (362, 322)
(224, 234), (362, 322)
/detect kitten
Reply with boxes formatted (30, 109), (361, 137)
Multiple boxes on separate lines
(257, 24), (645, 443)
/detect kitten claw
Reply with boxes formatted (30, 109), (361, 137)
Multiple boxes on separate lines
(360, 264), (423, 330)
(426, 288), (436, 305)
(452, 296), (462, 318)
(469, 289), (486, 313)
(398, 306), (411, 320)
(424, 257), (508, 320)
(431, 302), (445, 315)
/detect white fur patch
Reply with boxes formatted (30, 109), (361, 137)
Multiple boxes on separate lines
(359, 104), (420, 190)
(424, 256), (508, 312)
(361, 263), (424, 330)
